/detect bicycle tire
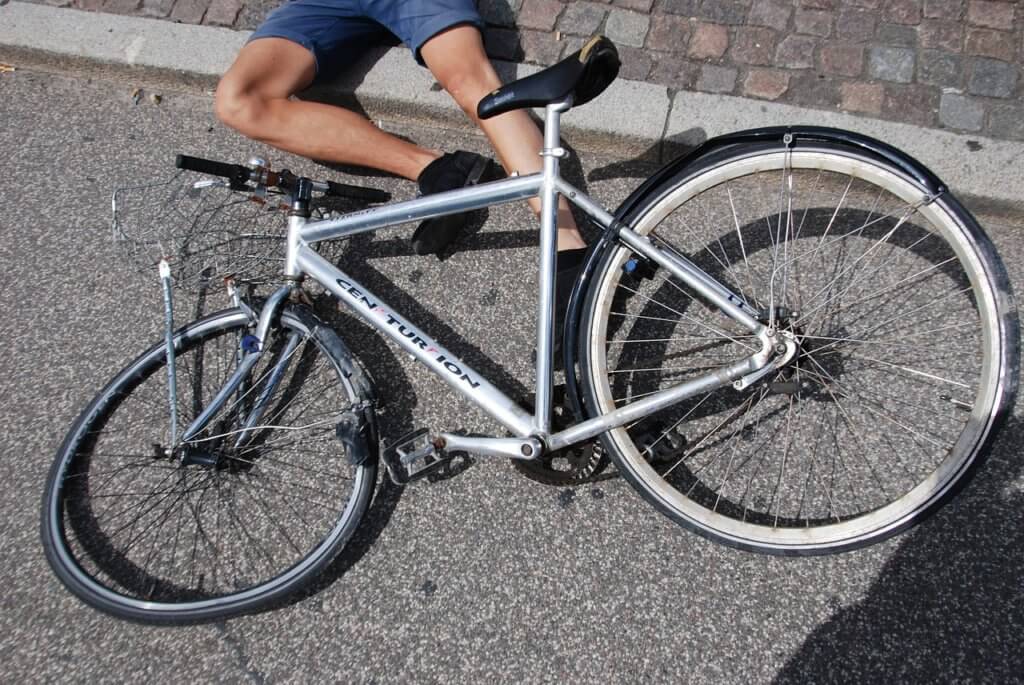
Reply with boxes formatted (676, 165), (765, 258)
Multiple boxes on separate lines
(41, 305), (378, 623)
(579, 141), (1018, 555)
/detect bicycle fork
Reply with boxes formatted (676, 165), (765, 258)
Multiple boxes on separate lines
(177, 285), (293, 450)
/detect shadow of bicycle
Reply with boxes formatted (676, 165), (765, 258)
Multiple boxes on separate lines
(774, 415), (1023, 683)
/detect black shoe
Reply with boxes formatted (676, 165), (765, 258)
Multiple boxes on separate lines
(410, 150), (492, 256)
(553, 247), (588, 355)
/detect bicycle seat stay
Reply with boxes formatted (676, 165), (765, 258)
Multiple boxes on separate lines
(477, 35), (620, 119)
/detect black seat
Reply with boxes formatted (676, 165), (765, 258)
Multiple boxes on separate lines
(477, 36), (620, 120)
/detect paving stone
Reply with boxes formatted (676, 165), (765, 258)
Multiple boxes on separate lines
(786, 72), (840, 107)
(919, 19), (963, 51)
(868, 45), (916, 81)
(41, 0), (73, 6)
(697, 0), (747, 25)
(819, 43), (864, 76)
(101, 0), (140, 14)
(687, 22), (728, 58)
(923, 0), (964, 20)
(518, 0), (560, 31)
(742, 67), (789, 99)
(696, 63), (737, 92)
(138, 0), (173, 18)
(882, 83), (938, 126)
(646, 13), (690, 51)
(558, 34), (587, 58)
(648, 53), (699, 88)
(234, 0), (274, 30)
(802, 0), (839, 9)
(203, 0), (241, 26)
(775, 35), (818, 68)
(967, 1), (1014, 29)
(794, 8), (833, 36)
(558, 2), (606, 35)
(73, 0), (105, 10)
(918, 48), (963, 85)
(520, 28), (563, 65)
(965, 27), (1016, 61)
(988, 103), (1024, 140)
(616, 45), (654, 78)
(967, 57), (1018, 96)
(484, 27), (521, 60)
(877, 22), (918, 46)
(480, 0), (524, 27)
(747, 0), (790, 31)
(659, 0), (700, 16)
(169, 0), (205, 23)
(883, 0), (922, 25)
(605, 9), (650, 47)
(730, 26), (776, 65)
(613, 0), (654, 11)
(836, 8), (878, 42)
(840, 81), (884, 114)
(939, 92), (985, 130)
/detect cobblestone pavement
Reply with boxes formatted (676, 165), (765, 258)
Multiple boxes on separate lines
(22, 0), (1024, 141)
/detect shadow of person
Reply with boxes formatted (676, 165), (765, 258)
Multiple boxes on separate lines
(774, 415), (1024, 683)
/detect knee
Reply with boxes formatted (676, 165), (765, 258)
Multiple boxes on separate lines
(214, 77), (268, 137)
(439, 67), (498, 121)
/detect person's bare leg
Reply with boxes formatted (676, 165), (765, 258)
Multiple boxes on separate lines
(420, 26), (586, 250)
(216, 38), (439, 180)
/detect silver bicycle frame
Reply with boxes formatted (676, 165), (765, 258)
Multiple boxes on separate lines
(235, 100), (775, 456)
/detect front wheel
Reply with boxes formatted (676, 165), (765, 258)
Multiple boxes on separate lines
(579, 142), (1018, 555)
(41, 305), (377, 622)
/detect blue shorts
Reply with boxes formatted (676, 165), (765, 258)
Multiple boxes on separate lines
(249, 0), (485, 78)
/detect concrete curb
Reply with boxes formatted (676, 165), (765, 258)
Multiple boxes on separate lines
(2, 1), (1022, 218)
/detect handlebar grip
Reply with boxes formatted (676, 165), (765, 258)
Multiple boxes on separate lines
(325, 180), (391, 203)
(175, 154), (251, 185)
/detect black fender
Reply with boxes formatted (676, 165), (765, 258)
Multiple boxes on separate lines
(286, 303), (381, 467)
(561, 125), (948, 421)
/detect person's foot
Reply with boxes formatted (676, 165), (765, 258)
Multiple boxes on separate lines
(410, 150), (492, 256)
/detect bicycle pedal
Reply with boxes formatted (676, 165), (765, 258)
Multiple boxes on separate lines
(382, 428), (451, 484)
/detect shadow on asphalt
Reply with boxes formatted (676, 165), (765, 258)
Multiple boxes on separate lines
(775, 417), (1024, 683)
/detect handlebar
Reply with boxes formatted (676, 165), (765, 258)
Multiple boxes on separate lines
(174, 153), (391, 203)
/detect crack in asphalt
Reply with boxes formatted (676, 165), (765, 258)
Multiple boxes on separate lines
(214, 621), (267, 684)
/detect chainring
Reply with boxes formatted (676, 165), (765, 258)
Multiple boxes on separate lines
(512, 385), (610, 486)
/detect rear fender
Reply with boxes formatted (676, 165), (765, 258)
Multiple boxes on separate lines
(561, 125), (947, 420)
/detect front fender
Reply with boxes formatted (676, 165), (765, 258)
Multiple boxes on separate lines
(561, 125), (948, 421)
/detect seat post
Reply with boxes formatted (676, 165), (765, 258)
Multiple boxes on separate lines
(534, 97), (573, 435)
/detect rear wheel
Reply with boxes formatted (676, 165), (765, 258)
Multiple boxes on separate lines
(41, 305), (377, 622)
(580, 143), (1018, 554)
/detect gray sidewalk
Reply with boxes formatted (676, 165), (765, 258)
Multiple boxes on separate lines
(2, 0), (1022, 218)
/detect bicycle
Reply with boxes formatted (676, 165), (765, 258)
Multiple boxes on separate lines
(40, 36), (1019, 624)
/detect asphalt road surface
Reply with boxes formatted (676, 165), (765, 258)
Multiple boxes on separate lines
(1, 67), (1022, 683)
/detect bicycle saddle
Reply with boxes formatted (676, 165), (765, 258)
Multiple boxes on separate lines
(477, 35), (620, 119)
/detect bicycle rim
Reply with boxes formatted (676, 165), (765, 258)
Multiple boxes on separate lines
(582, 146), (1015, 554)
(42, 308), (375, 621)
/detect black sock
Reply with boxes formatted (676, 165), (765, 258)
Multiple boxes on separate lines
(557, 247), (588, 272)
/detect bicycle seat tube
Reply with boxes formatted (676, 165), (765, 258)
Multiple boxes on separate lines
(534, 97), (573, 435)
